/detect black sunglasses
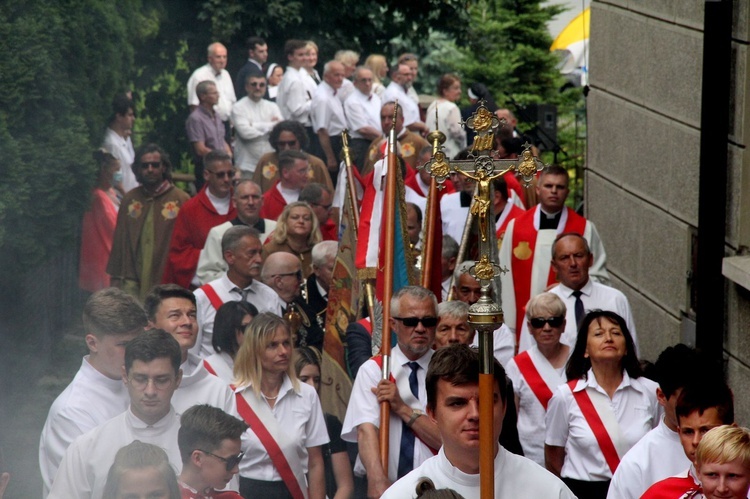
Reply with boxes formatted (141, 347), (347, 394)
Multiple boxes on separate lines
(393, 316), (438, 328)
(529, 316), (564, 329)
(275, 270), (303, 281)
(198, 449), (245, 471)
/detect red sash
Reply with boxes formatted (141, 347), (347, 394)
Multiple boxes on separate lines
(567, 380), (621, 474)
(357, 318), (372, 335)
(234, 393), (305, 499)
(514, 351), (554, 410)
(200, 283), (224, 310)
(371, 355), (438, 456)
(203, 360), (217, 376)
(510, 207), (587, 335)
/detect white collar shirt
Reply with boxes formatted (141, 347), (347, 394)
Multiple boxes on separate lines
(383, 82), (420, 127)
(173, 353), (236, 416)
(276, 66), (313, 125)
(102, 127), (138, 193)
(344, 88), (382, 139)
(311, 81), (346, 135)
(187, 64), (237, 122)
(231, 97), (283, 172)
(545, 369), (660, 481)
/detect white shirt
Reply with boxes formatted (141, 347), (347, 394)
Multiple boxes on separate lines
(172, 353), (236, 416)
(187, 64), (237, 122)
(545, 369), (660, 481)
(383, 82), (420, 127)
(469, 324), (516, 368)
(48, 408), (182, 499)
(311, 81), (346, 135)
(440, 191), (470, 247)
(381, 446), (576, 499)
(519, 280), (639, 354)
(505, 346), (569, 466)
(196, 220), (277, 285)
(237, 375), (329, 480)
(341, 346), (434, 481)
(231, 97), (283, 172)
(276, 66), (313, 126)
(205, 187), (231, 216)
(204, 351), (236, 385)
(102, 127), (137, 193)
(425, 99), (466, 159)
(39, 357), (130, 496)
(607, 416), (690, 499)
(499, 205), (609, 337)
(337, 78), (354, 103)
(344, 88), (382, 139)
(193, 273), (286, 358)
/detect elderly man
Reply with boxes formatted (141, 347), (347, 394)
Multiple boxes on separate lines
(39, 289), (147, 496)
(517, 232), (635, 354)
(299, 183), (336, 241)
(259, 149), (311, 220)
(342, 286), (443, 498)
(231, 73), (283, 174)
(381, 345), (575, 498)
(196, 180), (276, 285)
(344, 66), (382, 170)
(253, 120), (333, 193)
(234, 36), (268, 97)
(48, 330), (184, 499)
(107, 144), (190, 301)
(162, 150), (237, 288)
(382, 63), (427, 136)
(193, 226), (285, 357)
(145, 284), (235, 416)
(361, 101), (430, 176)
(305, 240), (338, 328)
(261, 251), (325, 349)
(311, 61), (347, 175)
(102, 93), (138, 193)
(500, 165), (609, 339)
(187, 42), (236, 123)
(186, 80), (233, 190)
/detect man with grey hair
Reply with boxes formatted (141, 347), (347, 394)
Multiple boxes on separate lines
(187, 42), (236, 122)
(382, 63), (427, 136)
(306, 240), (338, 327)
(334, 49), (359, 103)
(344, 66), (382, 168)
(300, 183), (336, 240)
(196, 179), (276, 284)
(193, 226), (284, 357)
(440, 235), (459, 301)
(451, 260), (515, 367)
(186, 80), (233, 189)
(434, 300), (473, 348)
(40, 289), (147, 496)
(311, 61), (347, 174)
(342, 286), (442, 498)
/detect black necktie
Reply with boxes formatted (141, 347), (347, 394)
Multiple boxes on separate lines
(572, 290), (584, 329)
(397, 362), (420, 478)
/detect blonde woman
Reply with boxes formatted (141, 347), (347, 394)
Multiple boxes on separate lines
(365, 54), (388, 97)
(262, 201), (322, 278)
(234, 313), (328, 498)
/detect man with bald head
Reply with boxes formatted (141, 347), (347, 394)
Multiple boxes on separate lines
(187, 42), (237, 123)
(361, 101), (429, 175)
(382, 63), (427, 136)
(261, 251), (324, 349)
(344, 66), (382, 169)
(311, 61), (347, 174)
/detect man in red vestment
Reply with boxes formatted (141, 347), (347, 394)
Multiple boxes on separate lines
(162, 150), (237, 288)
(259, 149), (310, 221)
(300, 183), (336, 241)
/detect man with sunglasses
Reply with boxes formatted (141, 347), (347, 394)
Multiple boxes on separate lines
(232, 74), (282, 174)
(162, 150), (238, 289)
(517, 232), (637, 354)
(108, 144), (190, 301)
(300, 183), (336, 241)
(49, 330), (184, 499)
(177, 404), (248, 499)
(342, 286), (443, 499)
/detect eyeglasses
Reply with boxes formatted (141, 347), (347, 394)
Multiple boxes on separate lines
(128, 374), (176, 390)
(208, 170), (233, 179)
(275, 270), (303, 281)
(393, 316), (438, 328)
(249, 82), (267, 88)
(277, 140), (299, 148)
(140, 161), (162, 169)
(311, 202), (333, 211)
(197, 450), (245, 472)
(529, 316), (565, 329)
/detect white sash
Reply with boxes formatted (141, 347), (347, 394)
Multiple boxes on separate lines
(526, 347), (566, 406)
(393, 362), (421, 410)
(584, 386), (630, 460)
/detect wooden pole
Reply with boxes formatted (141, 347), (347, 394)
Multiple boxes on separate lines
(420, 178), (439, 289)
(378, 104), (399, 472)
(478, 329), (495, 498)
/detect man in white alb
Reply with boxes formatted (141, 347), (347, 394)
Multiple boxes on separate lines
(232, 73), (282, 174)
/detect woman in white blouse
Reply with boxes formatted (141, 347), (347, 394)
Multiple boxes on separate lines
(545, 310), (659, 499)
(203, 300), (257, 384)
(425, 74), (467, 160)
(234, 313), (329, 499)
(505, 293), (571, 466)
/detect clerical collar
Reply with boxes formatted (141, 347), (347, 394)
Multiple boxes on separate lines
(539, 208), (562, 230)
(231, 217), (266, 233)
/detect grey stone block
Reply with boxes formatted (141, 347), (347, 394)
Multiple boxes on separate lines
(726, 356), (750, 425)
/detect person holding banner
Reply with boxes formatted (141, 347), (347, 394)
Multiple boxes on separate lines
(505, 293), (571, 466)
(233, 313), (328, 499)
(544, 310), (659, 499)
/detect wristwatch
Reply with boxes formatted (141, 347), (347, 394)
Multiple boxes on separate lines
(406, 409), (424, 428)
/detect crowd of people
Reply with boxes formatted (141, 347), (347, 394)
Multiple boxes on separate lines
(32, 35), (745, 499)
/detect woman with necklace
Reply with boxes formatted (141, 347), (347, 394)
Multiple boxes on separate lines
(262, 201), (322, 278)
(505, 293), (572, 467)
(233, 313), (328, 499)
